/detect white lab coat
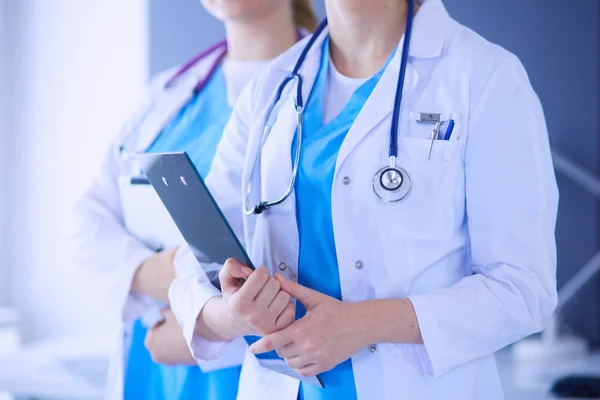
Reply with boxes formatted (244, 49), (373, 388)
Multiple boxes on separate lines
(169, 1), (559, 399)
(71, 48), (246, 400)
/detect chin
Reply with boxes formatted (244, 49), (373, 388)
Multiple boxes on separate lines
(201, 0), (283, 22)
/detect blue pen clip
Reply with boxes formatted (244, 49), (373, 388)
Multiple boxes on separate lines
(443, 119), (455, 141)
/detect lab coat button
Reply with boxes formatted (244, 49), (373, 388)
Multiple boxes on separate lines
(355, 260), (364, 269)
(278, 262), (287, 271)
(369, 344), (378, 353)
(342, 176), (351, 185)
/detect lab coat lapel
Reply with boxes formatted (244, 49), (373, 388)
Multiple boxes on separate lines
(334, 0), (452, 175)
(335, 58), (419, 176)
(245, 48), (322, 277)
(258, 46), (324, 214)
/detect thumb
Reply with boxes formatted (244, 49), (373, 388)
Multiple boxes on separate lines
(144, 327), (155, 349)
(220, 258), (253, 295)
(275, 274), (322, 309)
(160, 307), (174, 321)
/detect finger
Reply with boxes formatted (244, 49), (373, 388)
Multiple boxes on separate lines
(160, 308), (180, 328)
(287, 356), (313, 370)
(254, 278), (280, 308)
(294, 364), (320, 377)
(236, 266), (270, 301)
(219, 259), (253, 294)
(160, 307), (173, 319)
(296, 364), (319, 378)
(165, 247), (179, 260)
(224, 258), (254, 279)
(268, 290), (291, 315)
(275, 302), (295, 331)
(275, 342), (298, 359)
(144, 328), (155, 349)
(249, 327), (294, 354)
(275, 274), (321, 309)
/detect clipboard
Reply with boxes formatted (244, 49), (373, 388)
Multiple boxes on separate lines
(136, 152), (324, 388)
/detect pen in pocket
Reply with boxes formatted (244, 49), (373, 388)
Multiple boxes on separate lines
(443, 119), (455, 141)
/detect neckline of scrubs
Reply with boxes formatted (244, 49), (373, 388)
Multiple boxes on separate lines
(144, 65), (231, 178)
(295, 37), (393, 400)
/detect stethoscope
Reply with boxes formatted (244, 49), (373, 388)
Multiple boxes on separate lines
(116, 41), (229, 162)
(244, 0), (415, 215)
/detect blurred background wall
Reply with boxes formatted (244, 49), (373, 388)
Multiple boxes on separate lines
(1, 0), (149, 341)
(0, 0), (599, 348)
(0, 0), (9, 306)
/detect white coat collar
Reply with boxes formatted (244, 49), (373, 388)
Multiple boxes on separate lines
(410, 0), (451, 59)
(268, 0), (452, 177)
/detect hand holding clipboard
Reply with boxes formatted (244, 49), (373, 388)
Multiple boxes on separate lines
(136, 152), (324, 387)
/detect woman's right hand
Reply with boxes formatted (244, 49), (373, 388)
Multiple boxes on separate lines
(219, 258), (295, 337)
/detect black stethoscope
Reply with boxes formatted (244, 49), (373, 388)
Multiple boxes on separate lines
(244, 0), (416, 215)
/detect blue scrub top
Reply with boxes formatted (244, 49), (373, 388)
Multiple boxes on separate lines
(124, 66), (240, 400)
(293, 38), (391, 400)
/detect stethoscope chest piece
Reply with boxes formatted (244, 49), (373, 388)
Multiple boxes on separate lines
(373, 166), (411, 202)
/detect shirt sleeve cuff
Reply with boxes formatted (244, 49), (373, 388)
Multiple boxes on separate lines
(179, 284), (232, 361)
(408, 294), (449, 378)
(123, 292), (162, 323)
(118, 247), (156, 320)
(194, 337), (248, 372)
(169, 244), (245, 366)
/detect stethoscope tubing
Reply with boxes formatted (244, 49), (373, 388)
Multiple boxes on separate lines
(244, 0), (416, 213)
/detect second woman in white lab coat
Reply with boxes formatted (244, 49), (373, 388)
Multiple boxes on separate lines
(169, 0), (558, 399)
(71, 1), (316, 399)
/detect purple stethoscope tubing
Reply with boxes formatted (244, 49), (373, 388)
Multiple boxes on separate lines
(119, 32), (304, 160)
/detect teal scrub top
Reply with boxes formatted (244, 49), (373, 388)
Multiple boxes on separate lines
(123, 65), (240, 400)
(293, 37), (392, 400)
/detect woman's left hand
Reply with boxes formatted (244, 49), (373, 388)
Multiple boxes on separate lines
(249, 275), (369, 377)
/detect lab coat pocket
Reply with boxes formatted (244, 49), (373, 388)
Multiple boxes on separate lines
(377, 136), (463, 240)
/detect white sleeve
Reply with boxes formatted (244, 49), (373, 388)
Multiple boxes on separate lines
(71, 137), (156, 322)
(408, 56), (559, 377)
(169, 244), (248, 369)
(169, 82), (254, 362)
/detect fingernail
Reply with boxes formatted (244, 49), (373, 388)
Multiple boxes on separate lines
(241, 266), (253, 275)
(248, 344), (257, 354)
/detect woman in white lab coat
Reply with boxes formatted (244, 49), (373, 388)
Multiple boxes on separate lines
(169, 0), (559, 399)
(71, 1), (316, 399)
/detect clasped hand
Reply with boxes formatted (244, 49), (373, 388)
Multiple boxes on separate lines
(220, 259), (367, 377)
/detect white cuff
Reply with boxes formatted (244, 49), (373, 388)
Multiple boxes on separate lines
(169, 244), (236, 363)
(409, 294), (446, 378)
(123, 292), (159, 323)
(193, 337), (247, 372)
(118, 247), (155, 321)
